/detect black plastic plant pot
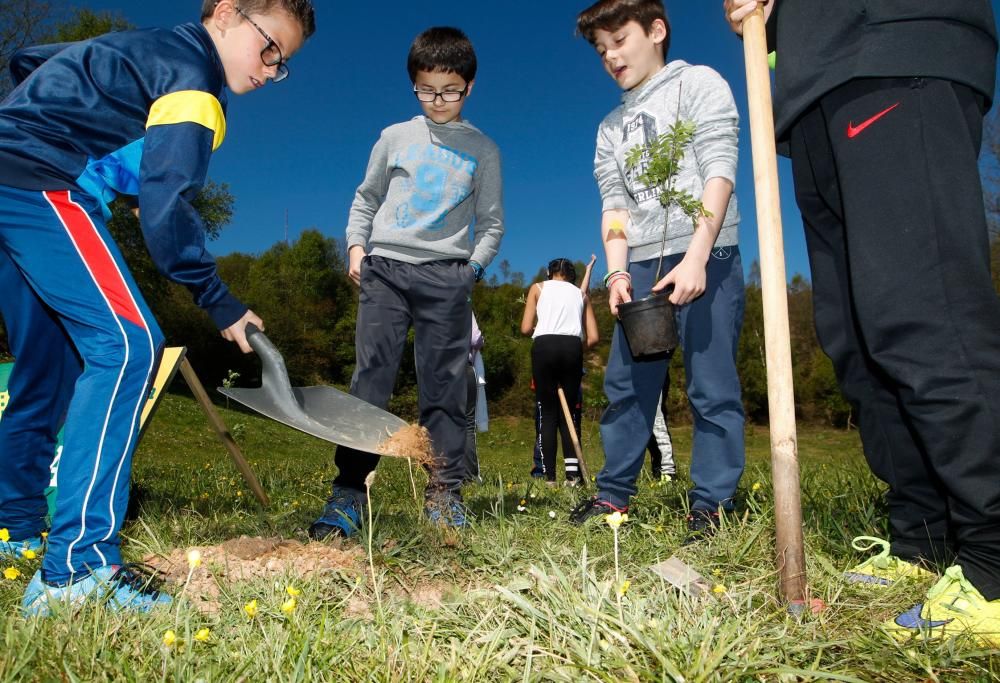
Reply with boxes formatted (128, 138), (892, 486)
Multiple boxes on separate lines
(617, 293), (679, 357)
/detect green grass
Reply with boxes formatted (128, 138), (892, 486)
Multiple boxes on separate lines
(1, 393), (998, 681)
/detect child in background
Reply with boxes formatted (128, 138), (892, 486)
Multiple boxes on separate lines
(521, 256), (599, 486)
(309, 26), (504, 538)
(464, 312), (487, 483)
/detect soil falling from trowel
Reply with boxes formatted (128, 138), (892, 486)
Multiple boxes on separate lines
(376, 423), (434, 465)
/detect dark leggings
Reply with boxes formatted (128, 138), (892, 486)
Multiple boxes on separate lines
(531, 335), (583, 482)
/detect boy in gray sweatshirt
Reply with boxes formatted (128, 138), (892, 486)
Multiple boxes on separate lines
(309, 27), (504, 538)
(569, 0), (745, 542)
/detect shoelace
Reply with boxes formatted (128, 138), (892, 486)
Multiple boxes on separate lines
(108, 562), (165, 598)
(850, 535), (893, 570)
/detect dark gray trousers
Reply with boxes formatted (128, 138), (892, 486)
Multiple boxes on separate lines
(333, 256), (474, 495)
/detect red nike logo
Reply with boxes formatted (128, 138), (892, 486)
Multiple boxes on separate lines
(847, 103), (900, 138)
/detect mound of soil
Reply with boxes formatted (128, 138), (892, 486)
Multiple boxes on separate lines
(145, 536), (363, 613)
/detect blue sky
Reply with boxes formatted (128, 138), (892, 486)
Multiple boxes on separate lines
(77, 1), (999, 284)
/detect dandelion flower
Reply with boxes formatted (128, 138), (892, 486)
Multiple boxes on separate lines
(244, 599), (258, 618)
(40, 531), (48, 540)
(22, 549), (36, 560)
(3, 567), (20, 580)
(712, 568), (723, 577)
(605, 511), (628, 530)
(520, 499), (526, 506)
(285, 585), (301, 597)
(618, 579), (631, 596)
(280, 597), (297, 615)
(186, 549), (202, 569)
(162, 630), (177, 647)
(752, 482), (762, 492)
(194, 628), (211, 643)
(712, 583), (727, 595)
(548, 511), (556, 519)
(0, 528), (8, 543)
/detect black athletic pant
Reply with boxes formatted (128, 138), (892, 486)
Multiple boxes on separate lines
(790, 77), (1000, 598)
(333, 256), (474, 495)
(531, 334), (583, 482)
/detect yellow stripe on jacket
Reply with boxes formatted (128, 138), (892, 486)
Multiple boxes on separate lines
(146, 90), (226, 151)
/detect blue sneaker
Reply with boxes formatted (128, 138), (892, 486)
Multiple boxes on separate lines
(22, 563), (172, 617)
(308, 486), (366, 540)
(424, 492), (470, 529)
(0, 534), (44, 559)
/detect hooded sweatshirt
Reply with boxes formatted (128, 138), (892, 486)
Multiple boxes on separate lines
(593, 61), (740, 262)
(345, 116), (504, 267)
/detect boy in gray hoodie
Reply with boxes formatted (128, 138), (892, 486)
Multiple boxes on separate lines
(309, 27), (504, 538)
(570, 0), (745, 542)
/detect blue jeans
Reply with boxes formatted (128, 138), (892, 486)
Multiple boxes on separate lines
(597, 247), (745, 510)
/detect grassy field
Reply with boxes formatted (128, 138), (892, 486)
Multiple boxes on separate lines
(1, 392), (998, 682)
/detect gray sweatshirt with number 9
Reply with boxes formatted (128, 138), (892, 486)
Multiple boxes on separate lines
(345, 116), (505, 267)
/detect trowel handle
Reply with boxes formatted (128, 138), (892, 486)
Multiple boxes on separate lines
(244, 324), (293, 395)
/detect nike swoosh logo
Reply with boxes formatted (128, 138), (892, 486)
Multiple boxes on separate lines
(894, 603), (954, 630)
(847, 103), (900, 139)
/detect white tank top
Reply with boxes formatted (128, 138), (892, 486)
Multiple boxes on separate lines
(532, 280), (584, 339)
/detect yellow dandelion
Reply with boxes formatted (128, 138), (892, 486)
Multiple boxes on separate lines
(162, 630), (177, 647)
(520, 499), (526, 506)
(0, 528), (9, 543)
(752, 482), (762, 492)
(618, 579), (631, 596)
(194, 628), (211, 643)
(280, 597), (297, 615)
(40, 531), (48, 539)
(712, 583), (727, 595)
(605, 511), (628, 530)
(712, 568), (723, 577)
(285, 585), (301, 597)
(22, 549), (37, 560)
(236, 491), (243, 497)
(244, 599), (258, 618)
(186, 549), (202, 569)
(3, 567), (21, 580)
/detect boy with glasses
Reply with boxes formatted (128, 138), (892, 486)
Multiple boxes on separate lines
(308, 26), (504, 538)
(0, 0), (315, 616)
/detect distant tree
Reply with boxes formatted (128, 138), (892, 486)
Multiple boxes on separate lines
(0, 0), (55, 98)
(499, 259), (511, 283)
(46, 8), (128, 43)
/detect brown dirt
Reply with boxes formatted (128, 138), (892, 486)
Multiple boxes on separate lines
(144, 537), (363, 613)
(376, 423), (434, 465)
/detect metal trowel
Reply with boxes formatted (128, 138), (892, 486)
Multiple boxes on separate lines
(218, 324), (408, 452)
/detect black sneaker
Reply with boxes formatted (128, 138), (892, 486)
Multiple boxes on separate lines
(568, 496), (627, 525)
(683, 509), (721, 545)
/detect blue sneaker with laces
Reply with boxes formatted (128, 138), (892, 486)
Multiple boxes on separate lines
(424, 492), (470, 529)
(308, 486), (367, 540)
(21, 563), (172, 617)
(0, 534), (44, 559)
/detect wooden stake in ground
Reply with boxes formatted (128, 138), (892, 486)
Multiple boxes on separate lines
(741, 8), (807, 606)
(179, 358), (270, 507)
(557, 386), (589, 482)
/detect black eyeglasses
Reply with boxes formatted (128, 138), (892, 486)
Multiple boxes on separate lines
(235, 6), (289, 83)
(412, 85), (468, 103)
